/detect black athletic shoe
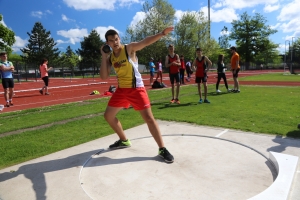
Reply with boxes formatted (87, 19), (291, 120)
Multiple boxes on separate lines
(39, 90), (43, 95)
(109, 139), (131, 149)
(158, 147), (174, 163)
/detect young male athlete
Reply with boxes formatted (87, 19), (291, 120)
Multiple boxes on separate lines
(192, 48), (212, 103)
(0, 51), (15, 107)
(165, 44), (181, 104)
(230, 46), (240, 93)
(100, 27), (174, 163)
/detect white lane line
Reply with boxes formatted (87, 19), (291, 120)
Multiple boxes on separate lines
(215, 129), (228, 138)
(0, 82), (108, 94)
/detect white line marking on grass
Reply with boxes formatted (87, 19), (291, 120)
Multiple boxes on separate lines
(215, 129), (228, 138)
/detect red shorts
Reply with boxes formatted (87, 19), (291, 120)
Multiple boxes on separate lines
(108, 87), (151, 110)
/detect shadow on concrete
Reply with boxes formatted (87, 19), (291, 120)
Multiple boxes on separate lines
(86, 155), (164, 167)
(0, 150), (99, 200)
(267, 135), (300, 153)
(0, 149), (166, 200)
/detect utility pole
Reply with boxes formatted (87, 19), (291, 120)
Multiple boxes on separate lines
(285, 40), (290, 73)
(208, 0), (210, 39)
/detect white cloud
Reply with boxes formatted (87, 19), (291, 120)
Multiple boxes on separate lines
(270, 23), (281, 30)
(63, 0), (142, 11)
(277, 0), (300, 21)
(276, 0), (300, 38)
(62, 14), (75, 22)
(200, 7), (238, 23)
(57, 28), (89, 44)
(56, 39), (68, 45)
(45, 10), (53, 14)
(118, 0), (142, 7)
(31, 11), (43, 18)
(12, 36), (27, 52)
(129, 11), (146, 27)
(31, 10), (52, 18)
(174, 10), (185, 23)
(212, 0), (279, 9)
(281, 19), (300, 34)
(220, 30), (230, 36)
(94, 26), (120, 41)
(264, 4), (280, 13)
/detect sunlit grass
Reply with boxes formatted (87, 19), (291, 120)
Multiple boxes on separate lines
(0, 84), (299, 169)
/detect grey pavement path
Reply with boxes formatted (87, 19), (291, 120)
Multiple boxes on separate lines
(0, 120), (299, 200)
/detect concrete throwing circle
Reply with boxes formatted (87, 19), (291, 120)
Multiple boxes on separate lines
(79, 135), (275, 199)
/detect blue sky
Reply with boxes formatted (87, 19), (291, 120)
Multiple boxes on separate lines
(1, 0), (300, 54)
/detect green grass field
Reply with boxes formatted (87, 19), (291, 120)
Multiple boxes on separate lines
(0, 74), (299, 169)
(239, 72), (300, 81)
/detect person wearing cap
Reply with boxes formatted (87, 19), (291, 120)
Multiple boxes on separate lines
(165, 44), (181, 104)
(0, 51), (15, 107)
(230, 46), (240, 93)
(100, 26), (174, 163)
(149, 57), (155, 85)
(192, 48), (212, 104)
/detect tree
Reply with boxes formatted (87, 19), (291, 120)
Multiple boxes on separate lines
(77, 29), (104, 72)
(123, 0), (175, 65)
(20, 22), (60, 67)
(0, 14), (15, 54)
(230, 12), (277, 69)
(254, 40), (280, 66)
(60, 46), (80, 75)
(174, 11), (221, 63)
(218, 26), (230, 49)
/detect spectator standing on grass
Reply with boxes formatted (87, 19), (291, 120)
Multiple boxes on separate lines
(0, 50), (15, 107)
(39, 58), (53, 95)
(179, 55), (185, 85)
(230, 46), (240, 93)
(192, 48), (212, 104)
(149, 58), (155, 86)
(165, 44), (181, 104)
(155, 58), (163, 84)
(216, 54), (230, 93)
(185, 59), (192, 82)
(99, 27), (174, 163)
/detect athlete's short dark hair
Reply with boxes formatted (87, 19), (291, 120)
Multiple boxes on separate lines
(105, 29), (119, 41)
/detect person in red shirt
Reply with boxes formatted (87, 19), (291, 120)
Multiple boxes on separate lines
(165, 44), (181, 104)
(39, 58), (53, 95)
(192, 48), (212, 103)
(179, 55), (186, 85)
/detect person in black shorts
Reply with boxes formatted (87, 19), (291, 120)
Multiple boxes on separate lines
(192, 48), (212, 103)
(39, 58), (53, 95)
(165, 44), (181, 104)
(216, 54), (230, 93)
(0, 51), (15, 107)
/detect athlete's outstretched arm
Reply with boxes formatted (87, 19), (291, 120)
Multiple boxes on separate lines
(127, 26), (174, 54)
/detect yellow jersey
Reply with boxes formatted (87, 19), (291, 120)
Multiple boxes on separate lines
(110, 45), (144, 88)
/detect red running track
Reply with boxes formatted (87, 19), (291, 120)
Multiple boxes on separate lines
(0, 70), (299, 113)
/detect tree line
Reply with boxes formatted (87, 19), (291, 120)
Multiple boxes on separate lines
(1, 0), (299, 72)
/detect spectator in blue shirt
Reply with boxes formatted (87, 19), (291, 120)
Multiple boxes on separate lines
(149, 57), (155, 85)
